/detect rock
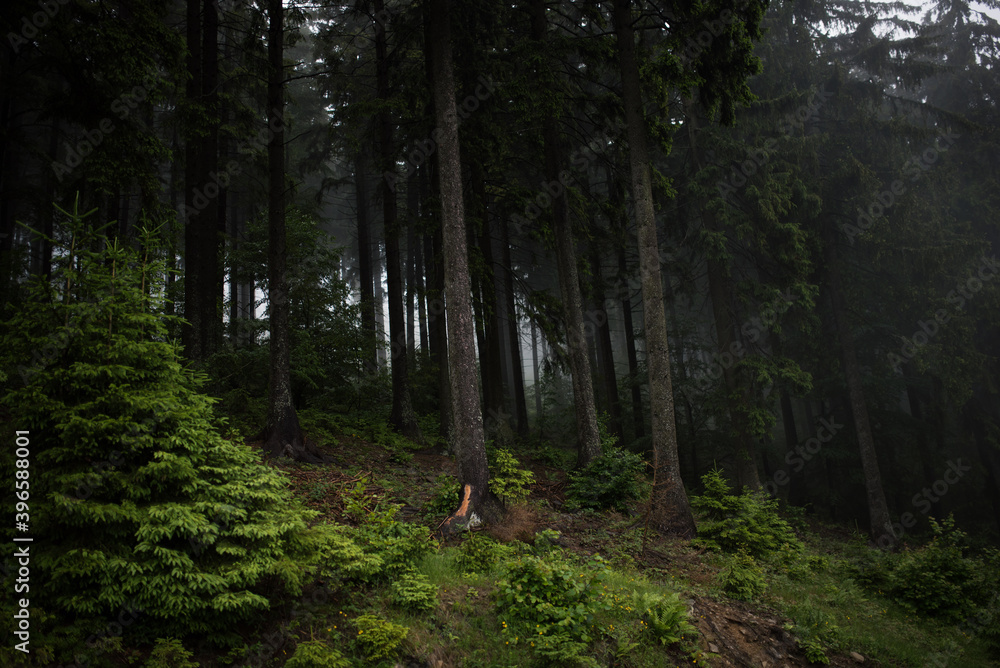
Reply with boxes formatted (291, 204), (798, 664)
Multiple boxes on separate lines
(850, 651), (866, 662)
(709, 643), (719, 653)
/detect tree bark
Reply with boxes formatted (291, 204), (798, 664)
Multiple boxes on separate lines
(685, 98), (761, 490)
(614, 0), (695, 537)
(355, 151), (377, 373)
(612, 173), (645, 440)
(591, 245), (624, 442)
(183, 0), (203, 360)
(430, 0), (504, 531)
(500, 215), (529, 437)
(531, 0), (601, 467)
(376, 0), (422, 442)
(823, 223), (891, 546)
(262, 0), (317, 463)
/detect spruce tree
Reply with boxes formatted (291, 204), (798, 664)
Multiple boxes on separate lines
(1, 201), (318, 641)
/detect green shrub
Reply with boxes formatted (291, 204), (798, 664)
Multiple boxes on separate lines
(456, 531), (517, 573)
(0, 207), (318, 638)
(319, 514), (437, 585)
(632, 591), (696, 646)
(488, 447), (536, 505)
(887, 516), (977, 620)
(786, 599), (841, 664)
(496, 552), (611, 656)
(692, 468), (803, 560)
(718, 550), (767, 601)
(565, 447), (644, 512)
(424, 474), (460, 515)
(390, 570), (438, 611)
(353, 614), (408, 660)
(145, 637), (198, 668)
(284, 640), (351, 668)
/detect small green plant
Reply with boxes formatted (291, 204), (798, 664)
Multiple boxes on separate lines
(787, 599), (840, 664)
(424, 474), (459, 515)
(632, 591), (695, 646)
(496, 552), (611, 661)
(390, 570), (439, 611)
(353, 614), (409, 660)
(887, 516), (977, 620)
(718, 550), (767, 601)
(488, 447), (536, 505)
(145, 638), (198, 668)
(692, 468), (803, 560)
(456, 531), (518, 572)
(565, 447), (645, 512)
(284, 640), (351, 668)
(799, 636), (830, 664)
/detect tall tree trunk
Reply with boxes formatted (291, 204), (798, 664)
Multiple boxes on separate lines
(531, 0), (601, 467)
(200, 0), (221, 357)
(614, 0), (695, 537)
(686, 99), (760, 490)
(406, 170), (418, 359)
(376, 0), (422, 442)
(591, 245), (624, 442)
(612, 176), (645, 440)
(531, 316), (543, 430)
(430, 0), (503, 531)
(183, 0), (203, 360)
(474, 165), (508, 440)
(500, 215), (529, 437)
(263, 0), (314, 463)
(823, 223), (891, 546)
(779, 387), (800, 504)
(355, 151), (377, 373)
(416, 227), (428, 353)
(431, 228), (451, 441)
(373, 237), (387, 366)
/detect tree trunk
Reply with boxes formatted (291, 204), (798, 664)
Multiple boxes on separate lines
(183, 0), (203, 360)
(430, 0), (504, 531)
(199, 0), (221, 358)
(591, 245), (624, 442)
(500, 215), (529, 437)
(612, 179), (645, 440)
(262, 0), (318, 463)
(614, 0), (695, 537)
(685, 98), (760, 490)
(531, 0), (601, 467)
(355, 151), (377, 373)
(474, 165), (509, 441)
(406, 170), (418, 359)
(531, 317), (543, 431)
(823, 223), (891, 546)
(376, 0), (422, 442)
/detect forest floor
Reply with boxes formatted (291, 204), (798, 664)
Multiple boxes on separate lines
(237, 417), (995, 668)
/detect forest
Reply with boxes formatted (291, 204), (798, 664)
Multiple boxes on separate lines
(2, 0), (1000, 665)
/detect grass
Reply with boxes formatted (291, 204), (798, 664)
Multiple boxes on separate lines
(39, 409), (996, 668)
